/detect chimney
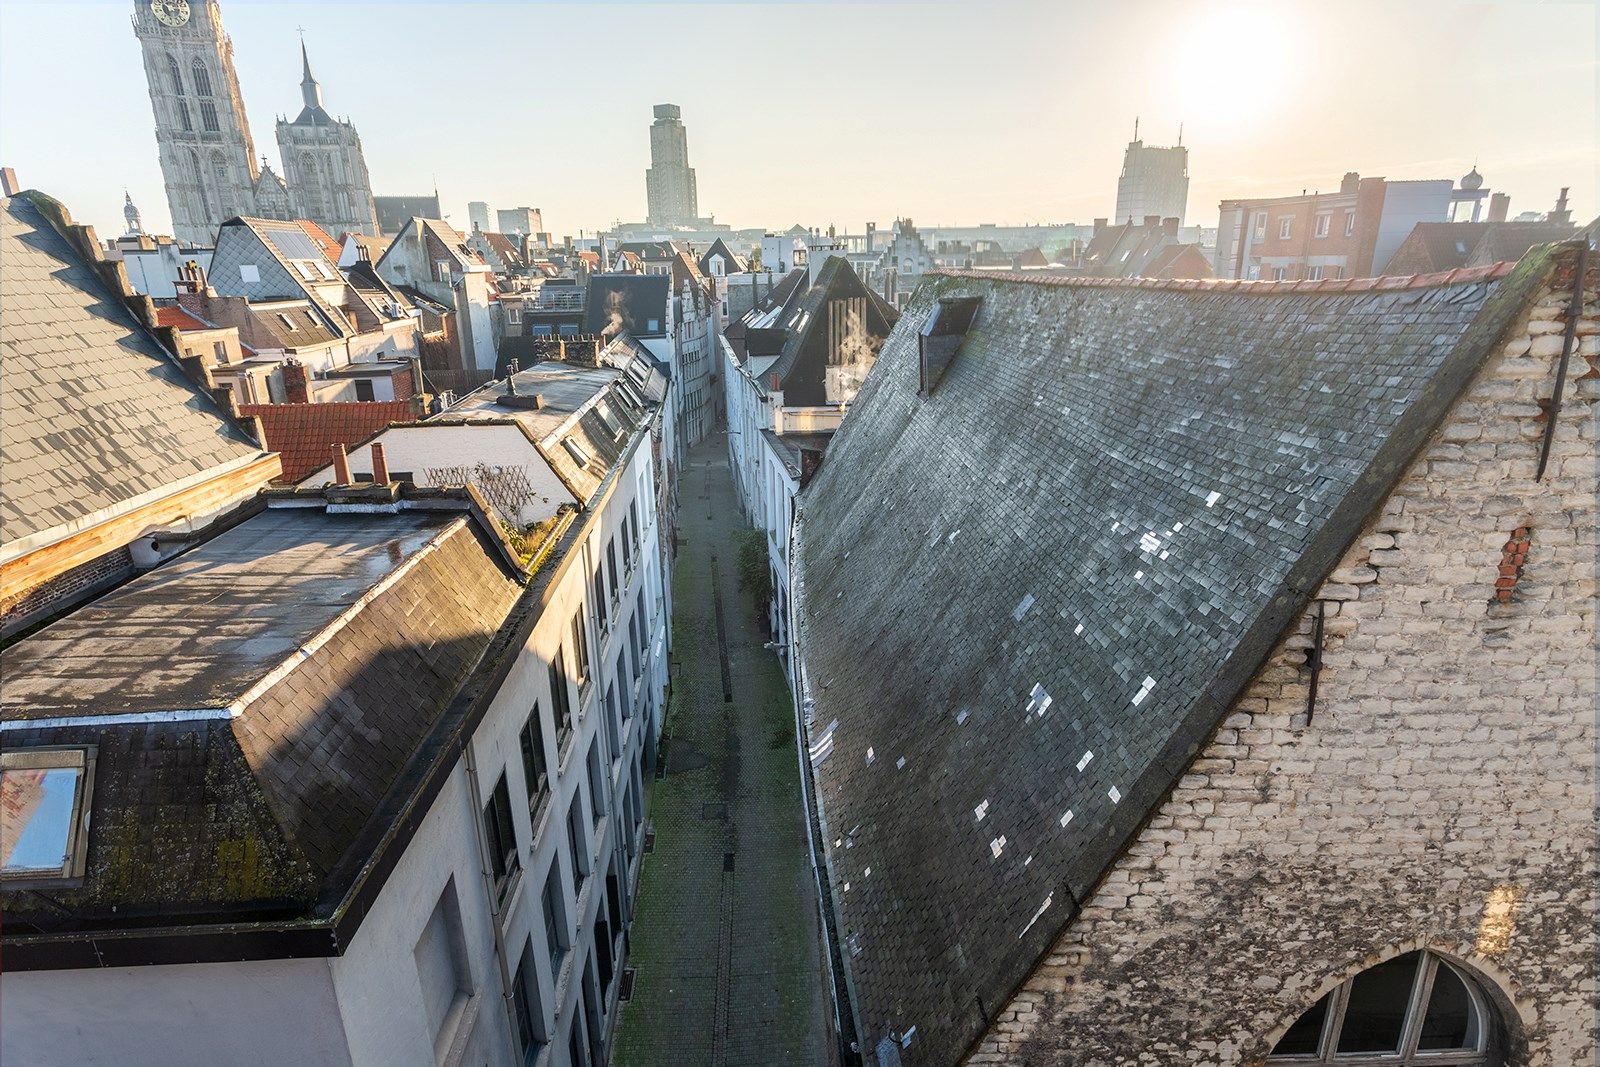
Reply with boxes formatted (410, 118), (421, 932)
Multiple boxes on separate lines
(0, 167), (18, 197)
(1093, 217), (1108, 236)
(1162, 217), (1179, 236)
(1143, 215), (1161, 229)
(282, 358), (310, 404)
(866, 222), (876, 253)
(370, 443), (390, 485)
(1340, 172), (1360, 194)
(1487, 192), (1510, 224)
(1549, 187), (1572, 225)
(332, 443), (352, 485)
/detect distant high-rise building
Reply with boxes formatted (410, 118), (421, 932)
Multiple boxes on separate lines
(1114, 121), (1189, 227)
(275, 43), (379, 237)
(645, 103), (699, 227)
(468, 201), (491, 233)
(496, 206), (542, 236)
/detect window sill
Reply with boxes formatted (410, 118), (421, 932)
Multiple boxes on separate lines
(497, 868), (527, 926)
(437, 992), (481, 1067)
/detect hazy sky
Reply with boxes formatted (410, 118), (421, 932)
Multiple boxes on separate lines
(2, 0), (1595, 240)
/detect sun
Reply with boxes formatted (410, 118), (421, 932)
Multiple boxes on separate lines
(1162, 3), (1297, 136)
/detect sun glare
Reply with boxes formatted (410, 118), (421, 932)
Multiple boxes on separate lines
(1164, 3), (1296, 135)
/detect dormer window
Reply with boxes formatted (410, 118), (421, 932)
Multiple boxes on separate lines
(1, 747), (96, 886)
(919, 295), (982, 395)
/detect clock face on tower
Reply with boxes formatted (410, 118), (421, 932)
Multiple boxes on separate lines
(151, 0), (191, 27)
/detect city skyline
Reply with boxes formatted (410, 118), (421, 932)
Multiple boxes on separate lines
(1, 0), (1596, 240)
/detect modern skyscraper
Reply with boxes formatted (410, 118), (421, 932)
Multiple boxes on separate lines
(1113, 121), (1190, 226)
(467, 201), (492, 233)
(132, 0), (263, 245)
(275, 43), (379, 237)
(645, 103), (699, 227)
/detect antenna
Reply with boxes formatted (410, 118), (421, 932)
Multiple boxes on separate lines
(1133, 115), (1139, 141)
(1178, 122), (1183, 146)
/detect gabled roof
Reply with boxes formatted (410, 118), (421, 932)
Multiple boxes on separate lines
(698, 237), (747, 274)
(1385, 221), (1490, 274)
(762, 257), (898, 405)
(152, 305), (212, 331)
(619, 240), (678, 263)
(1466, 221), (1579, 268)
(242, 399), (418, 482)
(0, 192), (263, 546)
(297, 220), (342, 263)
(795, 258), (1551, 1064)
(725, 268), (810, 362)
(584, 273), (670, 339)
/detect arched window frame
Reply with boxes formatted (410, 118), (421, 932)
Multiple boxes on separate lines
(191, 59), (213, 97)
(189, 150), (210, 216)
(1269, 950), (1500, 1066)
(166, 55), (184, 95)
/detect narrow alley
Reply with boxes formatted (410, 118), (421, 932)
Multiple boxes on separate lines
(613, 434), (832, 1067)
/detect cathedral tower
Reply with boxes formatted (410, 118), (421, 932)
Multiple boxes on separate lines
(276, 43), (379, 237)
(132, 0), (261, 246)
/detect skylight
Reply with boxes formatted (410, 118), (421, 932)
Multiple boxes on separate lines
(563, 437), (594, 467)
(1, 747), (95, 885)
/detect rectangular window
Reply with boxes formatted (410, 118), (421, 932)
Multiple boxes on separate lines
(592, 569), (608, 632)
(435, 260), (453, 282)
(0, 748), (96, 884)
(507, 307), (522, 325)
(1314, 214), (1331, 239)
(567, 799), (589, 897)
(621, 527), (633, 576)
(603, 684), (622, 767)
(1344, 210), (1357, 237)
(520, 706), (549, 820)
(1273, 267), (1287, 281)
(636, 592), (649, 656)
(629, 501), (641, 552)
(1278, 217), (1293, 240)
(178, 100), (193, 131)
(563, 437), (593, 468)
(1335, 266), (1347, 280)
(354, 379), (376, 402)
(238, 264), (260, 284)
(482, 773), (521, 902)
(1252, 212), (1267, 238)
(571, 609), (590, 687)
(414, 879), (473, 1063)
(606, 539), (620, 601)
(542, 865), (568, 979)
(587, 739), (607, 823)
(1308, 266), (1325, 281)
(200, 100), (219, 132)
(549, 652), (572, 751)
(277, 313), (298, 331)
(512, 937), (546, 1062)
(616, 652), (632, 721)
(212, 340), (228, 362)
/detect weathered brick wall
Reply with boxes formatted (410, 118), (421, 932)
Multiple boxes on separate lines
(973, 264), (1597, 1065)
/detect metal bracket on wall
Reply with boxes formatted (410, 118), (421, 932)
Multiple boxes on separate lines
(1305, 599), (1326, 726)
(1535, 239), (1591, 482)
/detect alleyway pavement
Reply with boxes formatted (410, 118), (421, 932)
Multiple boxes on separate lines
(613, 434), (832, 1067)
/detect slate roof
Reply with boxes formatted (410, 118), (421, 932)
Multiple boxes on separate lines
(242, 400), (418, 482)
(724, 268), (810, 362)
(374, 195), (442, 236)
(698, 237), (747, 274)
(0, 192), (262, 545)
(584, 273), (670, 339)
(0, 497), (524, 940)
(794, 258), (1551, 1064)
(1384, 221), (1490, 274)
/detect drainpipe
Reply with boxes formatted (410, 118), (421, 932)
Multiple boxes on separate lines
(461, 740), (524, 1058)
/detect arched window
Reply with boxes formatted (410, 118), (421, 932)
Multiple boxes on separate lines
(210, 151), (231, 216)
(177, 100), (193, 132)
(191, 59), (213, 97)
(189, 150), (210, 216)
(1270, 951), (1499, 1064)
(200, 100), (219, 133)
(166, 55), (184, 95)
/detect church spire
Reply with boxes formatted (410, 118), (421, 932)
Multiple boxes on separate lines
(300, 40), (324, 111)
(123, 190), (143, 236)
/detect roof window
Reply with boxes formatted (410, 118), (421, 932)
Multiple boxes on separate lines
(1, 747), (96, 885)
(919, 295), (983, 395)
(595, 401), (625, 438)
(563, 437), (594, 468)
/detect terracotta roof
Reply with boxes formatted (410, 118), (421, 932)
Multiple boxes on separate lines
(296, 220), (343, 264)
(152, 305), (211, 331)
(240, 400), (417, 482)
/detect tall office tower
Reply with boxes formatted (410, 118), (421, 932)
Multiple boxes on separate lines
(1114, 121), (1190, 226)
(645, 103), (699, 227)
(468, 201), (491, 233)
(133, 0), (262, 245)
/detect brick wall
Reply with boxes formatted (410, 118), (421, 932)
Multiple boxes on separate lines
(972, 261), (1596, 1064)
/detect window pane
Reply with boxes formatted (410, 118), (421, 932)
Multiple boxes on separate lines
(1271, 991), (1330, 1056)
(1336, 952), (1421, 1053)
(1417, 962), (1477, 1050)
(1, 766), (82, 876)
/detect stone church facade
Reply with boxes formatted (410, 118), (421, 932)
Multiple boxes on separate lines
(132, 0), (378, 246)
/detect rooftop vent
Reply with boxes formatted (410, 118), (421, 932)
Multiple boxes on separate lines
(919, 296), (983, 395)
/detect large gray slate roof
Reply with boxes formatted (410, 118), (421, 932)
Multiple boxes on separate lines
(794, 262), (1546, 1064)
(1, 193), (260, 545)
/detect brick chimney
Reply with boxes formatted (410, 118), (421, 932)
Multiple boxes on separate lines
(1161, 217), (1179, 236)
(282, 359), (310, 404)
(1340, 172), (1361, 194)
(0, 167), (18, 197)
(370, 443), (390, 485)
(1143, 215), (1161, 229)
(1093, 218), (1108, 236)
(332, 443), (352, 485)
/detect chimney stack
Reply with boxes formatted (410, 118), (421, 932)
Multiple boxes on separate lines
(282, 359), (310, 404)
(1340, 172), (1360, 194)
(370, 443), (390, 485)
(332, 443), (352, 485)
(0, 167), (18, 197)
(1161, 217), (1179, 236)
(1093, 217), (1108, 236)
(1487, 192), (1510, 224)
(1549, 187), (1572, 225)
(1143, 215), (1161, 229)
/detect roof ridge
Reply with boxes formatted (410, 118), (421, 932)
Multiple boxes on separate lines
(931, 261), (1519, 294)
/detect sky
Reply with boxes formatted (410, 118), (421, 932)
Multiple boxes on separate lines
(1, 0), (1596, 240)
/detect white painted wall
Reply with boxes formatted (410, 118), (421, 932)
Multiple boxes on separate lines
(1, 958), (353, 1066)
